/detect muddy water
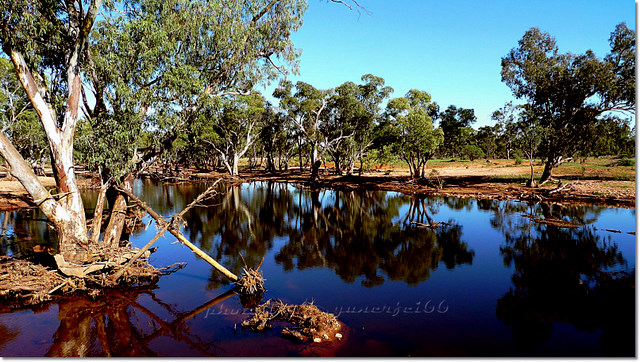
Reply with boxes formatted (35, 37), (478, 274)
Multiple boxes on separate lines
(0, 180), (634, 356)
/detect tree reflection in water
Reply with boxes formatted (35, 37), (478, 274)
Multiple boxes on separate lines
(6, 287), (240, 357)
(177, 182), (474, 288)
(491, 201), (634, 356)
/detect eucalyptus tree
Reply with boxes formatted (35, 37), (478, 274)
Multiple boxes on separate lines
(491, 101), (519, 159)
(475, 125), (501, 160)
(438, 105), (476, 158)
(324, 81), (362, 175)
(274, 81), (352, 180)
(385, 90), (444, 178)
(85, 0), (305, 244)
(197, 94), (267, 175)
(589, 115), (635, 157)
(0, 0), (106, 262)
(327, 74), (392, 175)
(0, 58), (47, 173)
(501, 23), (635, 183)
(0, 0), (306, 261)
(260, 105), (296, 172)
(515, 105), (543, 187)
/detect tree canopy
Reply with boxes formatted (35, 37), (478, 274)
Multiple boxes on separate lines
(501, 23), (635, 183)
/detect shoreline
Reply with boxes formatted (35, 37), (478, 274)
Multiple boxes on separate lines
(0, 167), (634, 212)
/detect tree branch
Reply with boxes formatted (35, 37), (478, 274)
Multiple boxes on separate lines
(7, 48), (62, 147)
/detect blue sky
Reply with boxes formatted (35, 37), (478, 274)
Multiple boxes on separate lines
(263, 0), (635, 128)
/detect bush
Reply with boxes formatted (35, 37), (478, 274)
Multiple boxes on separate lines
(609, 158), (635, 167)
(461, 145), (485, 161)
(514, 153), (523, 165)
(428, 169), (445, 189)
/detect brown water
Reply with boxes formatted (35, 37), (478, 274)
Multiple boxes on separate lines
(0, 180), (635, 356)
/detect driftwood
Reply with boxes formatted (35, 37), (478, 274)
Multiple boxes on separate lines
(117, 181), (239, 282)
(109, 182), (223, 283)
(410, 221), (450, 229)
(55, 249), (150, 278)
(108, 222), (171, 283)
(521, 214), (581, 229)
(547, 182), (572, 195)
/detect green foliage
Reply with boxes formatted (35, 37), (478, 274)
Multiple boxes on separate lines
(0, 0), (78, 116)
(514, 153), (523, 165)
(385, 90), (444, 178)
(325, 74), (393, 174)
(78, 0), (306, 181)
(501, 23), (636, 182)
(491, 102), (520, 159)
(438, 105), (476, 157)
(195, 93), (267, 174)
(260, 106), (295, 171)
(0, 58), (46, 167)
(461, 144), (484, 161)
(476, 124), (501, 160)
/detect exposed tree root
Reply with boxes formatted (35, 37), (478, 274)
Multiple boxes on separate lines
(242, 299), (342, 343)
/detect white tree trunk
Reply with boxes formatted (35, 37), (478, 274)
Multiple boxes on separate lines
(232, 154), (239, 175)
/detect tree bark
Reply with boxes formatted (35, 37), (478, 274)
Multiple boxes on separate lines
(539, 157), (554, 184)
(527, 156), (536, 187)
(102, 176), (133, 247)
(0, 132), (88, 262)
(232, 154), (239, 175)
(89, 179), (110, 244)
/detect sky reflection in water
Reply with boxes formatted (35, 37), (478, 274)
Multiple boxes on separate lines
(0, 180), (634, 357)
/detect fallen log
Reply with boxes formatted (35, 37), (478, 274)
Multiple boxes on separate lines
(54, 247), (152, 278)
(117, 181), (239, 282)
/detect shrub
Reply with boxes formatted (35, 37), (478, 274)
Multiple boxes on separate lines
(514, 153), (523, 165)
(461, 145), (484, 161)
(609, 158), (635, 167)
(428, 169), (445, 189)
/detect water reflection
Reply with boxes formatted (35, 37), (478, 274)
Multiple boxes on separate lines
(26, 286), (239, 357)
(488, 201), (634, 356)
(0, 180), (633, 356)
(0, 210), (59, 265)
(167, 182), (475, 288)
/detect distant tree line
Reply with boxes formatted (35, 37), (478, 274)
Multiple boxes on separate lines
(1, 17), (635, 188)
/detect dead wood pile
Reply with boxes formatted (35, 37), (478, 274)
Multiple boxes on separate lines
(242, 299), (342, 343)
(0, 243), (182, 309)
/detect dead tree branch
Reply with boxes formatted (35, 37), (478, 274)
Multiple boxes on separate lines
(116, 180), (239, 282)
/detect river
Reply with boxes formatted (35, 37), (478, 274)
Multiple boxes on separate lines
(0, 180), (634, 356)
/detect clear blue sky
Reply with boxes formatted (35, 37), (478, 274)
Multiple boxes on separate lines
(263, 0), (635, 128)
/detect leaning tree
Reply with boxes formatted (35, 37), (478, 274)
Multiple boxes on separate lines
(501, 23), (635, 184)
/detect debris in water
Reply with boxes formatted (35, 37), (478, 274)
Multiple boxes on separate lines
(242, 299), (342, 343)
(0, 241), (182, 309)
(235, 254), (266, 300)
(235, 267), (266, 295)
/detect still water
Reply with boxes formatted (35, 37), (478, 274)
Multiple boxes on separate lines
(0, 180), (635, 356)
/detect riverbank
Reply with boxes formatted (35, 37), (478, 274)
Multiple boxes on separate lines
(0, 161), (634, 211)
(188, 168), (635, 208)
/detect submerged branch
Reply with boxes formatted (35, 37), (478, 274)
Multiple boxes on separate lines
(116, 180), (239, 282)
